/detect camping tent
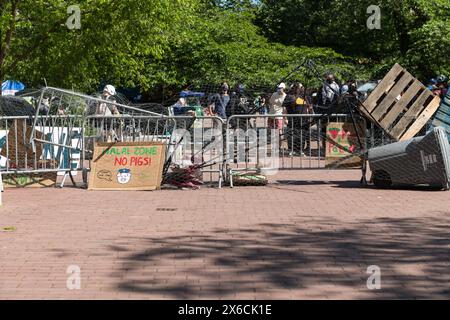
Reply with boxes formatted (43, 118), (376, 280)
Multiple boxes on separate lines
(0, 96), (35, 117)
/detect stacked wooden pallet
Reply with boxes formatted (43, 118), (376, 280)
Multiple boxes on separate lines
(359, 63), (441, 141)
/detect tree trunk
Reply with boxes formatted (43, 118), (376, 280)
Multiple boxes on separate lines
(0, 69), (3, 95)
(0, 0), (19, 95)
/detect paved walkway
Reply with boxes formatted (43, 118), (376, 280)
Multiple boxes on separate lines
(1, 170), (449, 299)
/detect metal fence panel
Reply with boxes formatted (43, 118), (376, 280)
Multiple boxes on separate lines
(2, 111), (431, 189)
(0, 115), (84, 175)
(226, 114), (370, 171)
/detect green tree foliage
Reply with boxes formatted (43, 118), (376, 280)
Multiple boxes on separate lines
(159, 7), (360, 90)
(257, 0), (450, 80)
(0, 0), (447, 96)
(0, 0), (198, 93)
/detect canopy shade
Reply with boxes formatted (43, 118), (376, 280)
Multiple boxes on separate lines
(1, 80), (25, 96)
(180, 91), (205, 98)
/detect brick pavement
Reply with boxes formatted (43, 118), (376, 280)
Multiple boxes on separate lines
(0, 169), (449, 299)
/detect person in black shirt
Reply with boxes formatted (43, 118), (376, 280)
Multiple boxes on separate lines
(283, 83), (311, 156)
(227, 84), (249, 130)
(207, 82), (230, 120)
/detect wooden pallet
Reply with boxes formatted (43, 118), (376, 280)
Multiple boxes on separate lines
(359, 63), (441, 141)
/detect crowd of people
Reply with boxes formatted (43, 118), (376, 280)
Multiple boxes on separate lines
(203, 74), (354, 124)
(93, 74), (448, 136)
(203, 72), (448, 122)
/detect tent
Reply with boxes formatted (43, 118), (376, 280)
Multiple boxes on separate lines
(0, 96), (35, 117)
(1, 80), (25, 96)
(180, 91), (205, 98)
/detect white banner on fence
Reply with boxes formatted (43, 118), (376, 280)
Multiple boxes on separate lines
(0, 127), (81, 175)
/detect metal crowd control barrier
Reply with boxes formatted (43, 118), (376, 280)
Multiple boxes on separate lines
(0, 111), (404, 189)
(33, 87), (162, 118)
(1, 114), (226, 188)
(28, 87), (163, 170)
(84, 115), (225, 187)
(24, 87), (171, 187)
(163, 116), (225, 188)
(0, 115), (85, 187)
(225, 114), (376, 186)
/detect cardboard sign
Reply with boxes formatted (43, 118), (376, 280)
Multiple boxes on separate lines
(88, 142), (166, 191)
(325, 122), (365, 168)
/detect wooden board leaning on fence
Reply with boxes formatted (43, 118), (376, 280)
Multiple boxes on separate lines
(359, 63), (441, 141)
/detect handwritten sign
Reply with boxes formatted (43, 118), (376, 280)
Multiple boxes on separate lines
(88, 142), (166, 191)
(325, 122), (365, 168)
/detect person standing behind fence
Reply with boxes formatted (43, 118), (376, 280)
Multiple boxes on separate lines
(226, 84), (248, 117)
(321, 74), (340, 108)
(96, 85), (120, 142)
(268, 83), (287, 136)
(208, 82), (230, 120)
(227, 83), (250, 131)
(436, 75), (448, 99)
(96, 85), (118, 115)
(284, 83), (311, 156)
(256, 95), (269, 115)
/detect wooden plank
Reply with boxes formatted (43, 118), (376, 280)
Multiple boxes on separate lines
(358, 105), (372, 120)
(400, 95), (441, 141)
(363, 63), (404, 112)
(389, 90), (431, 140)
(371, 71), (415, 122)
(379, 81), (423, 129)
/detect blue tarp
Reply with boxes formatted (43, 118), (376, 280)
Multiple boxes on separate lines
(431, 92), (450, 143)
(180, 91), (205, 98)
(1, 80), (25, 96)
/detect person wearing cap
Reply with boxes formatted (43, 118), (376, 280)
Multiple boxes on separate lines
(96, 84), (121, 142)
(96, 84), (118, 116)
(104, 84), (116, 96)
(268, 82), (287, 134)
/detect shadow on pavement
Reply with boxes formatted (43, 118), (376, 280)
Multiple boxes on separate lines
(111, 215), (450, 299)
(275, 179), (447, 191)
